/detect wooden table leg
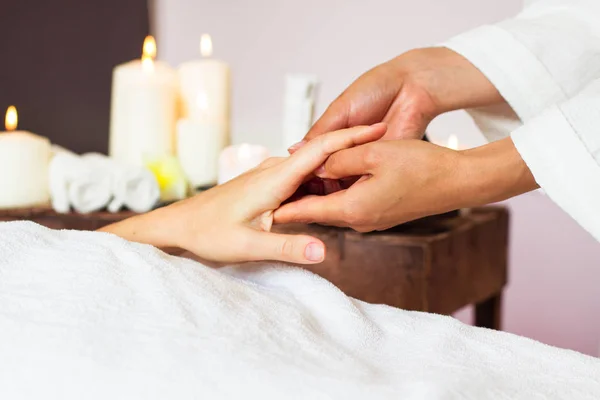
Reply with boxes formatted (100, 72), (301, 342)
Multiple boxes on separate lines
(475, 293), (502, 330)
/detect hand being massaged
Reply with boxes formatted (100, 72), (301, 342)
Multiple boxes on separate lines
(99, 123), (387, 265)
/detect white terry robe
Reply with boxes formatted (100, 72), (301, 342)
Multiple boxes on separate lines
(443, 0), (600, 242)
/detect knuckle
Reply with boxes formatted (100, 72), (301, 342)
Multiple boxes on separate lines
(362, 145), (382, 168)
(323, 157), (338, 174)
(342, 201), (366, 226)
(317, 135), (335, 155)
(278, 238), (295, 258)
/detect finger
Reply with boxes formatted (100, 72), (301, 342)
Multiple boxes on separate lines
(243, 229), (326, 264)
(314, 145), (375, 180)
(282, 123), (387, 184)
(273, 191), (349, 226)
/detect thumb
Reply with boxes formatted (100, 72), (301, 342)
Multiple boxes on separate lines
(315, 145), (374, 180)
(244, 230), (326, 264)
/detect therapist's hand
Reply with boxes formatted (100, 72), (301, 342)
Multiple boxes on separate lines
(100, 123), (387, 264)
(276, 137), (537, 232)
(289, 47), (503, 149)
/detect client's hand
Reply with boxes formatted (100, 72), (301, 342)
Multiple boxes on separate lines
(99, 123), (387, 264)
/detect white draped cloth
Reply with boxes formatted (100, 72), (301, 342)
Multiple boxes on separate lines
(444, 0), (600, 242)
(0, 221), (599, 399)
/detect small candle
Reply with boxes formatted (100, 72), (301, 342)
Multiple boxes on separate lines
(109, 35), (178, 166)
(0, 106), (51, 208)
(446, 134), (459, 151)
(177, 118), (227, 188)
(178, 34), (231, 128)
(218, 144), (269, 185)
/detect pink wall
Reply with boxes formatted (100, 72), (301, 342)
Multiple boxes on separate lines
(154, 0), (600, 356)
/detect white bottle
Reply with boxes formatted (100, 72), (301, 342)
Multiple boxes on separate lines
(282, 74), (319, 148)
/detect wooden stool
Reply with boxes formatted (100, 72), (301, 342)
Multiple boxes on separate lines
(0, 206), (508, 330)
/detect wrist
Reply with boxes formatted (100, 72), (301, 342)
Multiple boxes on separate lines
(457, 137), (538, 207)
(396, 47), (504, 115)
(99, 206), (183, 250)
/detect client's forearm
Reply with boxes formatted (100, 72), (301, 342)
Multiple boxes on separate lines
(98, 207), (182, 251)
(456, 137), (538, 207)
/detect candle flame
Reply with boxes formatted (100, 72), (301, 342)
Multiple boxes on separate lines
(447, 134), (459, 150)
(5, 106), (17, 131)
(141, 35), (156, 72)
(200, 34), (213, 57)
(142, 35), (157, 60)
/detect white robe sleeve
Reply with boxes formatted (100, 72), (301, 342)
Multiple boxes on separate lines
(511, 80), (600, 241)
(442, 0), (600, 141)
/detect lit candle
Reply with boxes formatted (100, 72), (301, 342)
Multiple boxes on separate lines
(178, 34), (231, 128)
(177, 118), (226, 188)
(218, 144), (269, 185)
(177, 34), (231, 188)
(446, 134), (459, 151)
(109, 35), (178, 166)
(0, 106), (51, 208)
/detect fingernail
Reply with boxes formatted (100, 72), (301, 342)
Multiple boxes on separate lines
(287, 140), (306, 153)
(305, 243), (325, 262)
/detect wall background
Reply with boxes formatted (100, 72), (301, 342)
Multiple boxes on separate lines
(1, 0), (149, 154)
(154, 0), (600, 355)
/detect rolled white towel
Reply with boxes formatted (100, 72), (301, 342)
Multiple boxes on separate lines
(82, 153), (159, 213)
(62, 153), (112, 214)
(48, 151), (86, 214)
(113, 167), (159, 213)
(68, 170), (113, 214)
(49, 149), (112, 214)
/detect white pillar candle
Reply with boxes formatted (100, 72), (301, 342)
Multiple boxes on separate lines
(218, 144), (269, 185)
(177, 118), (227, 188)
(178, 34), (231, 128)
(109, 36), (178, 166)
(177, 34), (231, 189)
(0, 106), (51, 208)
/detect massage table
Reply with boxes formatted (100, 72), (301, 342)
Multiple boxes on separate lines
(0, 221), (598, 399)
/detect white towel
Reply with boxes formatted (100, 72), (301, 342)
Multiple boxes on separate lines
(1, 221), (599, 399)
(48, 150), (112, 214)
(67, 170), (112, 214)
(48, 151), (159, 214)
(48, 151), (81, 213)
(82, 153), (159, 213)
(112, 167), (160, 213)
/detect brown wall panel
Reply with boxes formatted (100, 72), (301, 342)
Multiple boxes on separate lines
(0, 0), (149, 153)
